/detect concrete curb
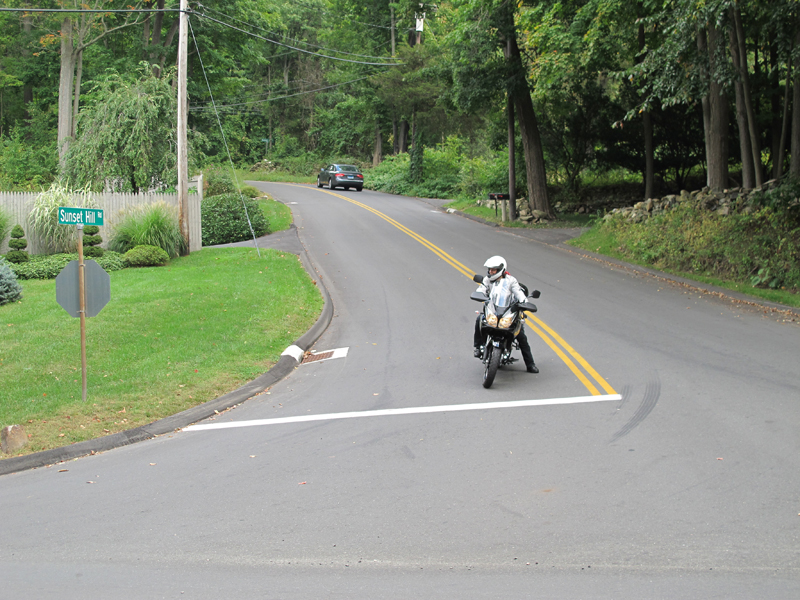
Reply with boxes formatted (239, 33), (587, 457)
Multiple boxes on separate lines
(0, 232), (334, 477)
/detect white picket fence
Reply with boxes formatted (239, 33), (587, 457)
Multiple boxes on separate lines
(0, 178), (202, 255)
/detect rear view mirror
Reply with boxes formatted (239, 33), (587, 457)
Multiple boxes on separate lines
(472, 274), (483, 284)
(531, 290), (541, 299)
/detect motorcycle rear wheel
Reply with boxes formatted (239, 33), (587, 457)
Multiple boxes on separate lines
(482, 344), (501, 388)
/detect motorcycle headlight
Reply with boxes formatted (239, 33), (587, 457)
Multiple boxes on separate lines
(498, 314), (515, 329)
(486, 313), (498, 327)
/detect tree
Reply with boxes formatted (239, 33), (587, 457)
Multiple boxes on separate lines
(42, 2), (147, 164)
(448, 0), (552, 218)
(61, 65), (178, 192)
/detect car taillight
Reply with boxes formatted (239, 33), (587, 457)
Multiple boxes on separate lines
(356, 174), (363, 179)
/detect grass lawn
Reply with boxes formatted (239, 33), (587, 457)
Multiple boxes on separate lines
(1, 225), (322, 457)
(258, 197), (293, 233)
(237, 169), (315, 185)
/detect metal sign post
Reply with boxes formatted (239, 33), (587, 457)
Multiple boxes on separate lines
(77, 224), (87, 402)
(56, 207), (110, 401)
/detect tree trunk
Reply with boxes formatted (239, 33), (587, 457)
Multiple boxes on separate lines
(143, 15), (150, 61)
(58, 17), (77, 163)
(706, 22), (729, 190)
(390, 7), (396, 57)
(697, 27), (712, 185)
(506, 20), (551, 217)
(733, 7), (762, 187)
(71, 48), (84, 139)
(409, 110), (423, 183)
(158, 18), (180, 75)
(638, 13), (655, 200)
(507, 95), (517, 221)
(777, 54), (792, 179)
(770, 43), (783, 179)
(373, 122), (382, 167)
(791, 29), (800, 177)
(728, 13), (755, 188)
(398, 120), (409, 153)
(22, 14), (33, 113)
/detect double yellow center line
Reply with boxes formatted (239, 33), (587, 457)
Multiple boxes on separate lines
(319, 189), (616, 396)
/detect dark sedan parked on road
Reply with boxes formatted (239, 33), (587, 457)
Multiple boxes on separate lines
(317, 164), (364, 191)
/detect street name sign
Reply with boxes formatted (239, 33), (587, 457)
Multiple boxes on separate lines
(58, 207), (104, 226)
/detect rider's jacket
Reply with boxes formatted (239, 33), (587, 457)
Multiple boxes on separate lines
(476, 272), (527, 303)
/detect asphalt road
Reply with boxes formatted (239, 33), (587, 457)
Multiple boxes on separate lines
(1, 184), (798, 598)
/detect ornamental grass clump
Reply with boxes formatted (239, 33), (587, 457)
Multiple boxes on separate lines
(0, 258), (23, 305)
(28, 182), (96, 254)
(108, 201), (186, 258)
(0, 206), (11, 249)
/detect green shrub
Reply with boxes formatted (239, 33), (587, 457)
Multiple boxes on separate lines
(240, 184), (262, 198)
(9, 251), (126, 280)
(82, 224), (104, 258)
(28, 182), (96, 254)
(124, 244), (170, 267)
(5, 250), (29, 264)
(84, 246), (105, 258)
(201, 193), (270, 246)
(5, 225), (29, 263)
(0, 258), (23, 305)
(108, 201), (186, 258)
(202, 164), (237, 197)
(95, 251), (126, 272)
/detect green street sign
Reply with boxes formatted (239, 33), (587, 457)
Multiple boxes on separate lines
(58, 207), (104, 226)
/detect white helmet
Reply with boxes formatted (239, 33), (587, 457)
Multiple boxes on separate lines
(484, 255), (507, 282)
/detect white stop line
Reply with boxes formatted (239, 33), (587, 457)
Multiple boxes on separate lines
(183, 394), (622, 432)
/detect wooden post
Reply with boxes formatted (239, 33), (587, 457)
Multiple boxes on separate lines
(177, 0), (190, 255)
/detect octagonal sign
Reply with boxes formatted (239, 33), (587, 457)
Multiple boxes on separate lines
(56, 260), (110, 318)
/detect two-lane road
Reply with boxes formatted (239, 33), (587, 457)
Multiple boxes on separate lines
(1, 184), (798, 598)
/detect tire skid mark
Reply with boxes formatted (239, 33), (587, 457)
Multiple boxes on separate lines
(611, 374), (660, 442)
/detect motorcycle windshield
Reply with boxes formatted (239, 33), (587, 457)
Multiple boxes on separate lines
(489, 279), (515, 310)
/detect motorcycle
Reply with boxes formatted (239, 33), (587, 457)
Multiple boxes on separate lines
(470, 274), (540, 389)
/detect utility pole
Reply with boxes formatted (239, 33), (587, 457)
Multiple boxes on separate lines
(177, 0), (190, 255)
(415, 4), (425, 45)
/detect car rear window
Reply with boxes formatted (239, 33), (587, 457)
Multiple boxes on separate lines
(338, 165), (359, 172)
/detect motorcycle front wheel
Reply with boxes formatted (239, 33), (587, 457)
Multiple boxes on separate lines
(482, 344), (502, 388)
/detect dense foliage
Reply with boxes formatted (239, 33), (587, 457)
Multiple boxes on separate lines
(201, 193), (270, 246)
(8, 251), (126, 280)
(595, 179), (800, 291)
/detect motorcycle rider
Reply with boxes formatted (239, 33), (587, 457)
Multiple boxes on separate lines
(473, 255), (539, 373)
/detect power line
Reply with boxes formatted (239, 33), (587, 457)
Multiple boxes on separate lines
(191, 9), (401, 67)
(195, 4), (400, 62)
(0, 7), (180, 14)
(189, 76), (374, 111)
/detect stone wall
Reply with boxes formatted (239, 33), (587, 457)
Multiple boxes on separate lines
(603, 180), (782, 224)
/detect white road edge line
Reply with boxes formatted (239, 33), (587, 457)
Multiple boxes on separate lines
(183, 394), (622, 432)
